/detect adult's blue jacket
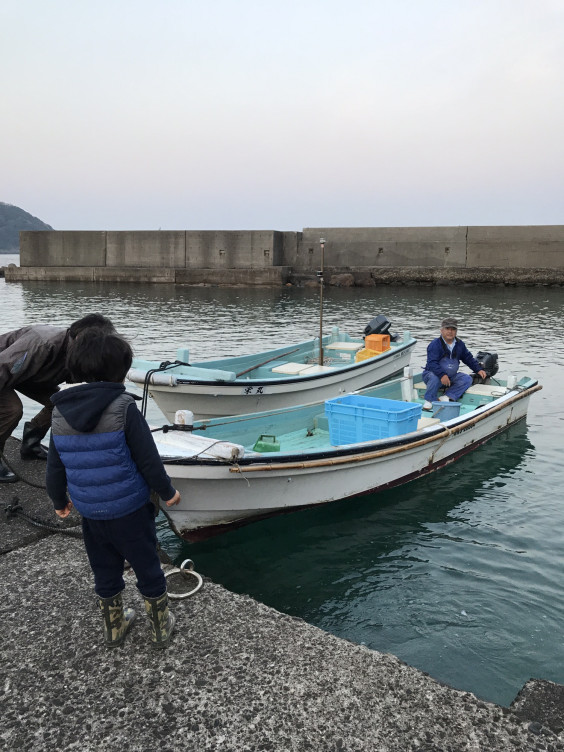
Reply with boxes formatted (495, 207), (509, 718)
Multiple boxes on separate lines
(46, 382), (175, 519)
(424, 337), (483, 380)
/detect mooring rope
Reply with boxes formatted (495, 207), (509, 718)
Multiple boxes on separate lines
(140, 359), (191, 417)
(3, 495), (82, 538)
(1, 438), (82, 536)
(1, 447), (47, 489)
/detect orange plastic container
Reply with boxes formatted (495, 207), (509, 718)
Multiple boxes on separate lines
(364, 334), (390, 352)
(355, 348), (380, 362)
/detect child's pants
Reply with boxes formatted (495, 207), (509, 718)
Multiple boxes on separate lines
(82, 502), (166, 599)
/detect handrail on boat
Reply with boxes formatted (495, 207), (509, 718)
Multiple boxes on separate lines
(228, 383), (542, 474)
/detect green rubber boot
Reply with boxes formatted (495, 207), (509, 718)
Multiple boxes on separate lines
(144, 591), (175, 648)
(98, 592), (136, 648)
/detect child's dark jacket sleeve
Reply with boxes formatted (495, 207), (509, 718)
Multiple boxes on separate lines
(125, 403), (176, 501)
(46, 440), (70, 511)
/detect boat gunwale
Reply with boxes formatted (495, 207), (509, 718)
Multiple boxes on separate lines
(160, 381), (541, 468)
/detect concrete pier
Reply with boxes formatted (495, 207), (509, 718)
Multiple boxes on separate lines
(5, 225), (564, 286)
(2, 437), (563, 751)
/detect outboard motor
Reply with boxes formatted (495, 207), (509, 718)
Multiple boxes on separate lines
(474, 351), (499, 381)
(364, 315), (400, 342)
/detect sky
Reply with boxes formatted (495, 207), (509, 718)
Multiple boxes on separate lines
(2, 0), (564, 231)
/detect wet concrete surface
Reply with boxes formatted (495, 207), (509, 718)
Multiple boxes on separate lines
(2, 437), (564, 751)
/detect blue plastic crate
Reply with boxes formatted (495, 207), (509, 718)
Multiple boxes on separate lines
(325, 395), (422, 445)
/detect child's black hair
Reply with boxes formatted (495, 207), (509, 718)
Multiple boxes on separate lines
(68, 313), (115, 340)
(67, 328), (133, 383)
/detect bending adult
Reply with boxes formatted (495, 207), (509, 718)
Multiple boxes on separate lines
(0, 313), (115, 482)
(422, 317), (486, 411)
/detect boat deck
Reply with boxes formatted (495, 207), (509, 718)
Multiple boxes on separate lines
(150, 377), (516, 462)
(250, 341), (403, 379)
(243, 382), (509, 455)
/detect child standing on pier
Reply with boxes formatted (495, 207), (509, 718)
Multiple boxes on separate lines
(46, 327), (181, 649)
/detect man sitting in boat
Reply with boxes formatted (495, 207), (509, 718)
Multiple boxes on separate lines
(0, 313), (116, 483)
(422, 317), (487, 411)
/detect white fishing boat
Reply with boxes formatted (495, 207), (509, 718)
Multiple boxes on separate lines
(150, 369), (541, 541)
(128, 317), (416, 421)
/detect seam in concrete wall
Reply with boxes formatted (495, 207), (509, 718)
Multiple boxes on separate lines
(465, 226), (468, 267)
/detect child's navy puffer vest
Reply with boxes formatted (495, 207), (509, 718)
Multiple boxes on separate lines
(51, 393), (150, 519)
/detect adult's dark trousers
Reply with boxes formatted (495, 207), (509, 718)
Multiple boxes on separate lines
(0, 385), (55, 453)
(82, 502), (166, 599)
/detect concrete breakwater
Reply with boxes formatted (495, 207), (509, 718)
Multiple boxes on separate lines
(5, 225), (564, 286)
(2, 437), (564, 751)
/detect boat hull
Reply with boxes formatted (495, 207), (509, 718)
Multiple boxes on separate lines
(162, 386), (535, 541)
(150, 345), (414, 421)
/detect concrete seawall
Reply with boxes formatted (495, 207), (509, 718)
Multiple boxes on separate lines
(5, 225), (564, 285)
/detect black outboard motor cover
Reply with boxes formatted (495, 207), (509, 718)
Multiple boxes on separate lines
(364, 315), (391, 336)
(475, 351), (499, 378)
(364, 315), (399, 342)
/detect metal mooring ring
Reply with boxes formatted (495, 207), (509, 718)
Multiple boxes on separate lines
(165, 558), (204, 600)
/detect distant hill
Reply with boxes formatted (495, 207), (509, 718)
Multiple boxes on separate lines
(0, 202), (53, 252)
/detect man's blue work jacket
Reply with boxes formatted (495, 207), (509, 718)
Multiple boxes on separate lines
(424, 337), (482, 380)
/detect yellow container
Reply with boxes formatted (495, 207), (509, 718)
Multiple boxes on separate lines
(355, 348), (380, 362)
(365, 334), (391, 352)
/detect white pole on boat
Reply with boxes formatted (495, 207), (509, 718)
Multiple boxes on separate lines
(401, 367), (414, 402)
(318, 237), (325, 365)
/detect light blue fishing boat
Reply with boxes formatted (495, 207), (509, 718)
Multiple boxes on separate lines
(128, 316), (417, 421)
(149, 368), (541, 541)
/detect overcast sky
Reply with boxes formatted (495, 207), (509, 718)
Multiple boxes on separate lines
(2, 1), (563, 231)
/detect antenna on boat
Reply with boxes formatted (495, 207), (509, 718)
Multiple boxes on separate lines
(318, 237), (325, 365)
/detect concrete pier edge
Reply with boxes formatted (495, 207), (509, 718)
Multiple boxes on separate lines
(2, 438), (564, 750)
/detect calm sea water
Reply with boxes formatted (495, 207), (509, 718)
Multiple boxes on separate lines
(1, 263), (563, 706)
